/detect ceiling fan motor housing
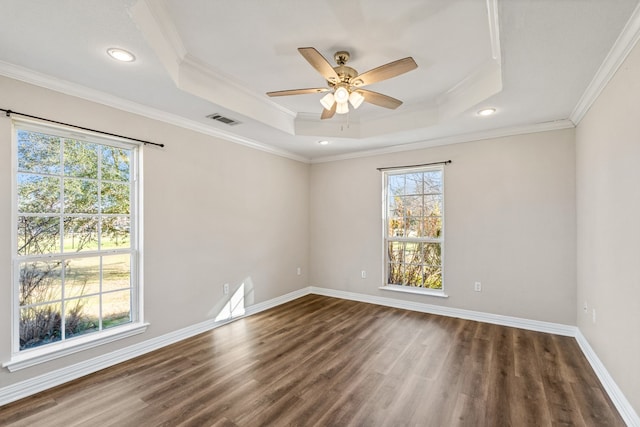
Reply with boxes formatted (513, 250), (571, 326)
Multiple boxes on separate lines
(331, 65), (358, 87)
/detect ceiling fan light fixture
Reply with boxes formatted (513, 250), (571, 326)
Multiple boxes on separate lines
(349, 91), (365, 109)
(336, 102), (349, 114)
(334, 86), (350, 104)
(320, 92), (335, 110)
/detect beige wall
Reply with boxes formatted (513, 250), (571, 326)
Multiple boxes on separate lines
(0, 76), (310, 387)
(310, 129), (577, 325)
(576, 40), (640, 413)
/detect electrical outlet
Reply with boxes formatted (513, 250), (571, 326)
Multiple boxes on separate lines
(361, 270), (367, 279)
(583, 301), (588, 313)
(297, 267), (301, 276)
(474, 281), (482, 292)
(223, 283), (229, 295)
(592, 308), (596, 324)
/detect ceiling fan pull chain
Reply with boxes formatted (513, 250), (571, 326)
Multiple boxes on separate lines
(341, 110), (351, 132)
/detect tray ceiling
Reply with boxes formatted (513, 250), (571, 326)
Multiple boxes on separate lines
(0, 0), (638, 161)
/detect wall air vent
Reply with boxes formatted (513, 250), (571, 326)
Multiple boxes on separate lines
(206, 113), (241, 126)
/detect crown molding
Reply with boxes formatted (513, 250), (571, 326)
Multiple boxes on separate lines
(0, 59), (575, 167)
(130, 0), (184, 81)
(135, 0), (187, 60)
(570, 1), (640, 125)
(310, 119), (575, 164)
(0, 61), (309, 163)
(437, 58), (502, 122)
(487, 0), (501, 61)
(131, 0), (297, 135)
(436, 0), (502, 122)
(179, 55), (297, 135)
(182, 54), (296, 119)
(295, 104), (441, 140)
(134, 0), (503, 143)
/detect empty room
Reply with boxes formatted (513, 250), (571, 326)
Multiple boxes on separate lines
(1, 1), (639, 426)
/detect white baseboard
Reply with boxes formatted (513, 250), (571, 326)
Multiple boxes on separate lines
(309, 286), (640, 425)
(0, 287), (308, 406)
(2, 285), (638, 427)
(309, 286), (577, 336)
(243, 287), (309, 317)
(310, 286), (640, 425)
(575, 330), (640, 427)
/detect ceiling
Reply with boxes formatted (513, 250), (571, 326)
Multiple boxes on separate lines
(0, 0), (638, 162)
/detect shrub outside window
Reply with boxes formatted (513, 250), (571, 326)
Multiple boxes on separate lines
(383, 166), (444, 292)
(12, 122), (141, 357)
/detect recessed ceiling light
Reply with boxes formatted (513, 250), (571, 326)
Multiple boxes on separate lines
(318, 140), (330, 146)
(477, 108), (496, 116)
(107, 48), (136, 62)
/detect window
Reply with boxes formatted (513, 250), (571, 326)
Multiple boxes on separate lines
(383, 166), (444, 294)
(10, 121), (144, 365)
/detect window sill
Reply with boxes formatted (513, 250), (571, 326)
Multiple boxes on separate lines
(379, 285), (449, 298)
(3, 322), (149, 372)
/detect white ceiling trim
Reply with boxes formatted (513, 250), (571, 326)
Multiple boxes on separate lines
(310, 119), (575, 164)
(487, 0), (501, 61)
(0, 60), (308, 163)
(298, 0), (503, 140)
(437, 0), (502, 121)
(133, 0), (504, 141)
(570, 1), (640, 125)
(0, 58), (575, 167)
(131, 0), (298, 135)
(181, 55), (296, 114)
(136, 0), (187, 60)
(130, 0), (185, 82)
(295, 103), (441, 140)
(437, 58), (502, 122)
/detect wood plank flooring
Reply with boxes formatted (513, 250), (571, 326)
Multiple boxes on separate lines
(0, 295), (625, 426)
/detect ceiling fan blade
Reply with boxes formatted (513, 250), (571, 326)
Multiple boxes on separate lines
(321, 103), (337, 120)
(266, 88), (330, 97)
(357, 89), (403, 109)
(298, 47), (340, 83)
(353, 57), (417, 87)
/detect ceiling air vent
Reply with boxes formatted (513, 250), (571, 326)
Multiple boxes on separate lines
(206, 113), (241, 126)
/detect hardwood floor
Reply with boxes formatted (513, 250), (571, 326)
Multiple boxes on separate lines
(0, 295), (625, 426)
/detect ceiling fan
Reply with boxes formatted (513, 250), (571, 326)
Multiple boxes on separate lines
(266, 47), (418, 119)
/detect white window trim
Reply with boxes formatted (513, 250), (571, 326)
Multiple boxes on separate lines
(6, 118), (146, 370)
(379, 284), (448, 298)
(2, 322), (149, 372)
(381, 165), (446, 295)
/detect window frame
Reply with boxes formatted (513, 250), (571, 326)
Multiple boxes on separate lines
(4, 119), (147, 372)
(380, 165), (447, 298)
